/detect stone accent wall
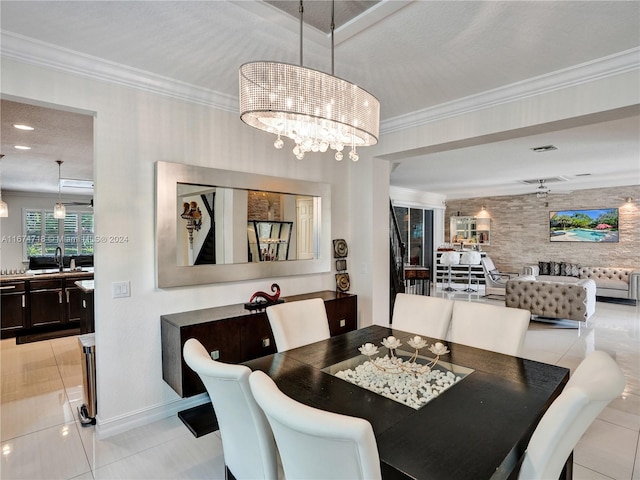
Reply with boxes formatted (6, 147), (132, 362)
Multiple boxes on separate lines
(444, 184), (640, 273)
(247, 191), (282, 221)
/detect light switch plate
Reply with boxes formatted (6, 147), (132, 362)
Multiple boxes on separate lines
(112, 281), (130, 298)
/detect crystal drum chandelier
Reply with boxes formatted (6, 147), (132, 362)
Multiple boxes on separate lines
(239, 1), (379, 161)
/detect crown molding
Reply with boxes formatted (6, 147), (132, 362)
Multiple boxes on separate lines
(380, 47), (640, 134)
(1, 32), (238, 113)
(3, 32), (637, 133)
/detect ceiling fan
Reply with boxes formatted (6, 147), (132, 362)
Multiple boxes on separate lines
(535, 180), (550, 199)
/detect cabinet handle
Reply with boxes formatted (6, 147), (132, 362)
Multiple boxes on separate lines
(66, 290), (70, 303)
(0, 285), (16, 290)
(59, 291), (63, 304)
(21, 294), (25, 308)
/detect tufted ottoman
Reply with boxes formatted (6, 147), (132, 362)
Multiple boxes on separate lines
(505, 277), (596, 322)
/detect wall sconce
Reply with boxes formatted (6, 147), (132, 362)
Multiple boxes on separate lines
(625, 197), (633, 204)
(180, 201), (202, 246)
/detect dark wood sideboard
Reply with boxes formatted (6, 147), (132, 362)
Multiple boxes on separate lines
(161, 290), (357, 398)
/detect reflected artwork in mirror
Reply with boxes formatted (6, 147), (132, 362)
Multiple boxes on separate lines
(156, 162), (331, 287)
(177, 183), (320, 266)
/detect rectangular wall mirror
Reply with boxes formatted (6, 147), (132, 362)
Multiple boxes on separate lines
(156, 161), (331, 287)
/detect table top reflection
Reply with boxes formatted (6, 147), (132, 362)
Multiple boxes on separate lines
(244, 325), (569, 480)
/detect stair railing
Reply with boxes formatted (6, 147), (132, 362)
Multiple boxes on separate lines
(389, 201), (406, 318)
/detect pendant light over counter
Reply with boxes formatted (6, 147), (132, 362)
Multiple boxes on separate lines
(239, 0), (380, 161)
(0, 154), (8, 218)
(53, 160), (66, 219)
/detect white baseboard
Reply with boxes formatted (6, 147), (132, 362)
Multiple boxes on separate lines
(95, 393), (209, 439)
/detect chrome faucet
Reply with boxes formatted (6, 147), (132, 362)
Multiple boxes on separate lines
(54, 246), (63, 272)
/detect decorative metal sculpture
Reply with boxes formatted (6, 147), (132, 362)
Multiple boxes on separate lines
(244, 283), (284, 311)
(180, 201), (202, 246)
(333, 238), (350, 292)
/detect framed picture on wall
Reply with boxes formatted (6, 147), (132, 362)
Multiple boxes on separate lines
(549, 208), (619, 243)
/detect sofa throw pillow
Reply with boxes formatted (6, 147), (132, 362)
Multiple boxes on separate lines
(539, 261), (551, 275)
(560, 262), (569, 276)
(539, 261), (580, 277)
(569, 263), (581, 277)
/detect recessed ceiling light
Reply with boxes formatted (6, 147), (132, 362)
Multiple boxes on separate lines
(530, 145), (557, 152)
(14, 145), (31, 150)
(13, 124), (34, 131)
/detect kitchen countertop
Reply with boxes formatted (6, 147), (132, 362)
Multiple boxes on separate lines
(74, 279), (94, 292)
(0, 268), (94, 282)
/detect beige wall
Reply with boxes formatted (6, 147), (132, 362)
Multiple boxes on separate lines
(444, 185), (640, 272)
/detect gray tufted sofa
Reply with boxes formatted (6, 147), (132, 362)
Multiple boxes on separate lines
(505, 277), (596, 321)
(523, 265), (640, 302)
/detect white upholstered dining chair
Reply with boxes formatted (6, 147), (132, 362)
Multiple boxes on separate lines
(391, 293), (453, 339)
(519, 350), (626, 480)
(249, 370), (382, 480)
(266, 298), (331, 352)
(449, 301), (530, 356)
(183, 339), (278, 480)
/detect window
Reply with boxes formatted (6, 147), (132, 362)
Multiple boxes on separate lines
(24, 209), (94, 259)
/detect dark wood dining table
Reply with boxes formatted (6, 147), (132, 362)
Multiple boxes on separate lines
(244, 325), (570, 480)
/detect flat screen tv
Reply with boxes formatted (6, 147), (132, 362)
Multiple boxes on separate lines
(549, 208), (619, 243)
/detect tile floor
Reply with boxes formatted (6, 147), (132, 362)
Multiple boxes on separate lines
(1, 296), (639, 479)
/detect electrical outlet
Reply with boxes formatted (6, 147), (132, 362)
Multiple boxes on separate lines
(112, 281), (130, 298)
(262, 338), (270, 347)
(210, 350), (220, 360)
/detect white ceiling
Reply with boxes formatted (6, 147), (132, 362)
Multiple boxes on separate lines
(0, 0), (638, 198)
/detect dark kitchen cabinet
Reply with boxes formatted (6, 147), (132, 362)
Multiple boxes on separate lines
(78, 286), (95, 334)
(29, 279), (65, 327)
(1, 281), (28, 335)
(64, 277), (86, 324)
(0, 272), (94, 339)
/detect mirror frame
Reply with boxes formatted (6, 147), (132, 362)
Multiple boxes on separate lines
(156, 161), (331, 287)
